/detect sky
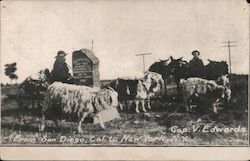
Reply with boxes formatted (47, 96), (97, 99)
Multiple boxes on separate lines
(1, 0), (249, 84)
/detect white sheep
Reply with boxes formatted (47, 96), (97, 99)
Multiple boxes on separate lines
(180, 75), (231, 113)
(40, 82), (118, 133)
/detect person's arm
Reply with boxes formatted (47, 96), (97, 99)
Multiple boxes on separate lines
(189, 60), (194, 68)
(63, 63), (73, 78)
(200, 59), (204, 67)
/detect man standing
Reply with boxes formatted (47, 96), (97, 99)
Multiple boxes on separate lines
(189, 50), (204, 78)
(51, 51), (73, 83)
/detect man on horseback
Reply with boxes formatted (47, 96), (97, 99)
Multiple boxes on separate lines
(189, 50), (204, 78)
(51, 51), (74, 84)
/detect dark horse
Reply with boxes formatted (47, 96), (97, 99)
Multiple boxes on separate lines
(149, 56), (229, 99)
(167, 57), (189, 97)
(149, 56), (189, 97)
(204, 59), (229, 80)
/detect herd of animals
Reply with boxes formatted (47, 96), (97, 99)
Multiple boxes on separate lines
(15, 56), (231, 133)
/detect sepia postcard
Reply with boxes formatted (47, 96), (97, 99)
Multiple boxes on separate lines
(0, 0), (249, 160)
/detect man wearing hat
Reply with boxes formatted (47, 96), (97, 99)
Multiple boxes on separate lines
(51, 51), (73, 83)
(189, 50), (204, 77)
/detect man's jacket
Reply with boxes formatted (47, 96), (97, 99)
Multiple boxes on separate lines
(51, 60), (71, 83)
(189, 58), (204, 77)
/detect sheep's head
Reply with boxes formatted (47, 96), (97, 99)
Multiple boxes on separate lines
(107, 88), (119, 108)
(217, 74), (229, 86)
(214, 85), (226, 99)
(94, 88), (119, 111)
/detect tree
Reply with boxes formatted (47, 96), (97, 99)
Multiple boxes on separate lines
(4, 62), (18, 84)
(9, 73), (18, 84)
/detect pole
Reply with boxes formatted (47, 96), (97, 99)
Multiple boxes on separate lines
(135, 53), (152, 73)
(142, 55), (145, 73)
(228, 41), (232, 74)
(91, 40), (94, 51)
(221, 41), (236, 74)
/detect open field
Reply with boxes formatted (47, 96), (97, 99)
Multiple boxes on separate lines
(1, 75), (248, 146)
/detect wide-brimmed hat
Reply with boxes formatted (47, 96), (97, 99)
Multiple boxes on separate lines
(55, 51), (68, 58)
(192, 50), (200, 56)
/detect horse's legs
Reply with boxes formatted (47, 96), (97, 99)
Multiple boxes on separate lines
(119, 103), (123, 111)
(125, 101), (128, 111)
(212, 99), (219, 113)
(141, 100), (146, 112)
(135, 100), (140, 113)
(147, 99), (151, 109)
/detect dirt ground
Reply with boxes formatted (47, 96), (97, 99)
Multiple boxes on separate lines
(1, 75), (248, 146)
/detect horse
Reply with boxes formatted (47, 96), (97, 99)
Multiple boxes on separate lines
(166, 57), (189, 98)
(148, 56), (172, 90)
(17, 68), (52, 109)
(166, 57), (229, 99)
(204, 59), (229, 80)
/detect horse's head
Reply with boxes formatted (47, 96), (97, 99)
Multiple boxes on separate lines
(168, 56), (188, 75)
(217, 74), (229, 86)
(159, 57), (171, 66)
(205, 59), (229, 79)
(220, 61), (229, 69)
(148, 56), (172, 79)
